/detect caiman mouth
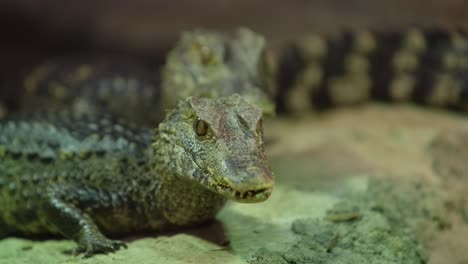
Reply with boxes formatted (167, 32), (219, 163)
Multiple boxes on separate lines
(208, 181), (273, 203)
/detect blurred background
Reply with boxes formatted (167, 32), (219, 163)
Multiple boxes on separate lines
(1, 3), (468, 263)
(1, 0), (467, 107)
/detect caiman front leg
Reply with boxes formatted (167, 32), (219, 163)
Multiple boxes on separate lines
(44, 185), (127, 258)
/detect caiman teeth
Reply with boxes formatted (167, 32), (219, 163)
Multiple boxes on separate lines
(210, 182), (271, 199)
(234, 188), (271, 199)
(209, 182), (233, 193)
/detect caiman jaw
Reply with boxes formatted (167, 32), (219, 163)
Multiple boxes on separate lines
(207, 166), (274, 203)
(208, 181), (273, 202)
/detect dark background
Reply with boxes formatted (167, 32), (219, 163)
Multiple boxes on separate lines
(1, 0), (467, 106)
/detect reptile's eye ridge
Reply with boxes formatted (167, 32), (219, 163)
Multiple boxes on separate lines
(194, 118), (209, 137)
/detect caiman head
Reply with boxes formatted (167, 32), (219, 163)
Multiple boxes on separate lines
(153, 94), (274, 203)
(162, 28), (276, 116)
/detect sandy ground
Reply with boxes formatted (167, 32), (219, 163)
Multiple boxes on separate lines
(1, 103), (468, 264)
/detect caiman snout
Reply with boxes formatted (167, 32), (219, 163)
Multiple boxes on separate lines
(221, 158), (274, 203)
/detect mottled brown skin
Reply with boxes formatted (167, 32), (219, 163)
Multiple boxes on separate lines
(0, 95), (273, 257)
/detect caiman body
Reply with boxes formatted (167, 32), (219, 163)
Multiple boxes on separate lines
(0, 95), (273, 257)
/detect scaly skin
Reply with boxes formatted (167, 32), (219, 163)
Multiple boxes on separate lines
(276, 28), (468, 113)
(16, 29), (275, 125)
(1, 26), (467, 259)
(20, 58), (161, 126)
(14, 27), (468, 123)
(0, 94), (273, 257)
(161, 28), (276, 116)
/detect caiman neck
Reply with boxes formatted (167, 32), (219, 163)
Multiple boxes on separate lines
(152, 129), (226, 226)
(155, 173), (227, 226)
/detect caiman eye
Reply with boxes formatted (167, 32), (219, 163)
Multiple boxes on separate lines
(194, 118), (209, 136)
